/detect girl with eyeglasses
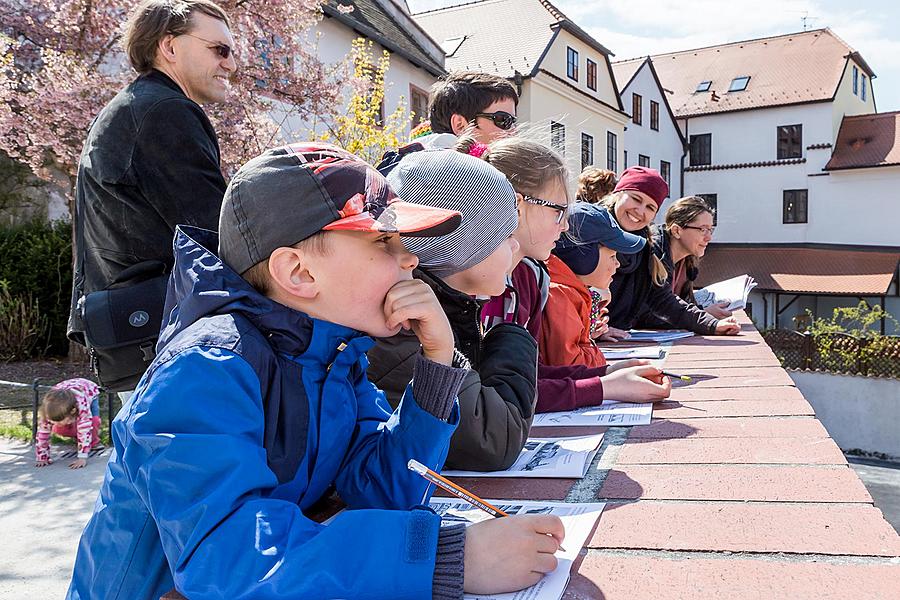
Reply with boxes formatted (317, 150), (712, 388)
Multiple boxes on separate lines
(646, 196), (733, 321)
(468, 137), (671, 411)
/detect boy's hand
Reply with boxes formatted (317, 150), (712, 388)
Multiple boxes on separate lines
(68, 458), (87, 469)
(601, 365), (671, 402)
(714, 317), (740, 336)
(384, 280), (454, 365)
(596, 326), (630, 343)
(605, 358), (649, 373)
(35, 459), (51, 468)
(463, 514), (565, 595)
(706, 301), (733, 319)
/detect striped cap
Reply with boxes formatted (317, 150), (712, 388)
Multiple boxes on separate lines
(388, 150), (518, 278)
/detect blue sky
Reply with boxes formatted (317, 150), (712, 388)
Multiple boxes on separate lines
(407, 0), (900, 113)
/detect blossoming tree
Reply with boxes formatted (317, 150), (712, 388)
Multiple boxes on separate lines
(0, 0), (343, 207)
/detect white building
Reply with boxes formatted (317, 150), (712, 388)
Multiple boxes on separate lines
(611, 57), (686, 202)
(278, 0), (446, 140)
(413, 0), (629, 183)
(647, 29), (900, 333)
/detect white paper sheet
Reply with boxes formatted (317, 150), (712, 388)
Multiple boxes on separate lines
(428, 499), (606, 600)
(442, 433), (604, 479)
(599, 346), (664, 360)
(533, 401), (653, 426)
(626, 329), (695, 343)
(694, 274), (757, 311)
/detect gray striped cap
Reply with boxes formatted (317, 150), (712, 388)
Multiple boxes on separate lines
(388, 150), (518, 278)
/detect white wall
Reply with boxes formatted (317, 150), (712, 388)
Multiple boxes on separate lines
(679, 103), (900, 246)
(275, 17), (439, 142)
(791, 370), (900, 458)
(541, 30), (619, 110)
(521, 73), (627, 189)
(621, 63), (685, 205)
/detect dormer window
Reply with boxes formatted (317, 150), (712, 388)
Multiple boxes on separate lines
(695, 81), (712, 92)
(728, 76), (750, 92)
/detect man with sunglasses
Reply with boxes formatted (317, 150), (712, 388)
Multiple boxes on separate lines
(69, 0), (235, 389)
(378, 71), (519, 175)
(430, 71), (519, 143)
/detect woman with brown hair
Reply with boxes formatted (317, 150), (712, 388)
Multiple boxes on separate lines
(650, 196), (733, 319)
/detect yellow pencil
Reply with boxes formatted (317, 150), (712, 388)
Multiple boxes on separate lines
(408, 459), (566, 551)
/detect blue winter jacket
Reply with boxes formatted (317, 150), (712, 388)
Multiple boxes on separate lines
(67, 226), (459, 600)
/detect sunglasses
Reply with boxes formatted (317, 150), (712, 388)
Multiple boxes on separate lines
(523, 195), (569, 224)
(184, 33), (233, 60)
(473, 110), (517, 130)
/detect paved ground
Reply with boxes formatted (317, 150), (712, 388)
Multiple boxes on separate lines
(0, 438), (107, 600)
(1, 444), (898, 599)
(850, 457), (900, 534)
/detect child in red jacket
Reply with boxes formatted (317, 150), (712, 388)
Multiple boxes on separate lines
(540, 202), (671, 402)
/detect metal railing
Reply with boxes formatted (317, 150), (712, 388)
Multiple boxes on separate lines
(762, 330), (900, 379)
(0, 378), (118, 442)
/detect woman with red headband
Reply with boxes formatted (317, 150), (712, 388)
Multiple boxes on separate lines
(598, 167), (740, 340)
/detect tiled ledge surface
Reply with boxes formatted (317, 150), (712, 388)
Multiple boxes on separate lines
(450, 312), (900, 599)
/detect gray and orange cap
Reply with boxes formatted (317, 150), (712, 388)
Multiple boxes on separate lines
(219, 143), (462, 274)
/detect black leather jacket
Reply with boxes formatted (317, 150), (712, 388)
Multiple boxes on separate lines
(69, 70), (226, 341)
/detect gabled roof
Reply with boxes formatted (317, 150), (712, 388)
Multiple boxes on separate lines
(610, 57), (645, 93)
(324, 0), (445, 77)
(697, 245), (900, 296)
(413, 0), (612, 79)
(611, 57), (686, 145)
(646, 28), (874, 118)
(826, 111), (900, 171)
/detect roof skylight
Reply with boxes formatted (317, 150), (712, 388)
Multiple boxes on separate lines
(729, 76), (750, 92)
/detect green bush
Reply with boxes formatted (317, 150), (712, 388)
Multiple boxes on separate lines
(0, 219), (72, 356)
(0, 281), (49, 360)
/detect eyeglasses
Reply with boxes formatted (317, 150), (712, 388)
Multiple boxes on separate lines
(473, 111), (517, 130)
(683, 225), (716, 236)
(523, 195), (569, 224)
(183, 33), (233, 60)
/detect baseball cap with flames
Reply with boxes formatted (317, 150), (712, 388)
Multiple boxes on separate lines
(218, 143), (462, 274)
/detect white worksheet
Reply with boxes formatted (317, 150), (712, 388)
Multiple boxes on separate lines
(442, 434), (604, 479)
(533, 401), (653, 427)
(428, 499), (606, 600)
(599, 346), (664, 360)
(694, 274), (757, 311)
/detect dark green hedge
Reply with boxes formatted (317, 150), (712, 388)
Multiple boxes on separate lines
(0, 219), (72, 356)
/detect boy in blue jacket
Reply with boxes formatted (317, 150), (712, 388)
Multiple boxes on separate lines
(67, 143), (564, 600)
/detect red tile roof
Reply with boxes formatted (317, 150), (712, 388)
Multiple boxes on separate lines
(646, 29), (870, 118)
(696, 245), (900, 295)
(825, 111), (900, 170)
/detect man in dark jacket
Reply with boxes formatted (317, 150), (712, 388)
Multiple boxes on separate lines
(68, 0), (234, 346)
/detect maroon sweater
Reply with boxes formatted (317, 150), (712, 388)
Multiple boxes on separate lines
(483, 260), (607, 412)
